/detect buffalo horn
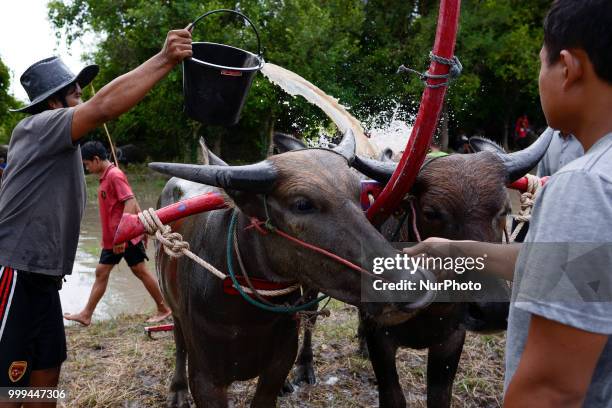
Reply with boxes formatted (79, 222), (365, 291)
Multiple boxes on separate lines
(332, 129), (356, 163)
(352, 155), (396, 184)
(492, 130), (553, 182)
(149, 161), (278, 193)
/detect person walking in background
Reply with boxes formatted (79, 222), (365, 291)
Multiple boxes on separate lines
(64, 142), (171, 326)
(0, 27), (191, 393)
(514, 114), (531, 149)
(537, 126), (584, 177)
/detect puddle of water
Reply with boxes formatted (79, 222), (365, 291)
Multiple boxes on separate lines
(61, 173), (167, 325)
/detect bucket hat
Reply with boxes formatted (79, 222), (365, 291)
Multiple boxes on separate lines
(11, 57), (99, 114)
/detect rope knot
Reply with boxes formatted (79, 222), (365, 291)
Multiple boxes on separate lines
(397, 52), (462, 89)
(246, 217), (271, 235)
(137, 208), (300, 299)
(508, 174), (542, 242)
(139, 208), (191, 258)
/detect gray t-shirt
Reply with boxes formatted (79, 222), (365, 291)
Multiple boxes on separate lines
(506, 133), (612, 406)
(537, 127), (584, 177)
(0, 108), (86, 276)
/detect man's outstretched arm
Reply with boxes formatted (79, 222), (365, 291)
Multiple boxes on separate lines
(403, 238), (521, 281)
(71, 28), (192, 141)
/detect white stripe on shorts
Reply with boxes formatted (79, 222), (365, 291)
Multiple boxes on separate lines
(0, 269), (18, 342)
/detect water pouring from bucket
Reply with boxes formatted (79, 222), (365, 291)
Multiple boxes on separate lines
(183, 9), (265, 126)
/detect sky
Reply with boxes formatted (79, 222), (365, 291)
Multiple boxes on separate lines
(0, 0), (97, 102)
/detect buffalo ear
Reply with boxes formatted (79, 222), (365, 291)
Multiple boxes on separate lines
(469, 136), (506, 154)
(198, 137), (228, 166)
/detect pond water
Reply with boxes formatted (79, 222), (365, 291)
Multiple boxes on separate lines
(61, 172), (169, 325)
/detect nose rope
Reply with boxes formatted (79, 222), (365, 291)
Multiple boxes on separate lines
(245, 194), (375, 277)
(138, 208), (299, 297)
(227, 210), (330, 313)
(410, 200), (422, 242)
(245, 217), (371, 276)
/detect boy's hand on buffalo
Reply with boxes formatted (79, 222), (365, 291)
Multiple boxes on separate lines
(403, 238), (470, 282)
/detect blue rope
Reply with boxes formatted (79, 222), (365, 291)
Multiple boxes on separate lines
(226, 210), (329, 313)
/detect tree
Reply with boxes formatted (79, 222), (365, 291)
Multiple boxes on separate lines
(0, 58), (23, 144)
(48, 0), (551, 159)
(393, 0), (550, 148)
(48, 0), (365, 162)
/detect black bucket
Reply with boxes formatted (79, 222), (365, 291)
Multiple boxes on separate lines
(183, 9), (265, 126)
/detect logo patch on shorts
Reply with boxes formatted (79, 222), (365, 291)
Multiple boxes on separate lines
(8, 361), (27, 382)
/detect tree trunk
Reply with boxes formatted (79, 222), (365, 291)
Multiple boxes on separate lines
(266, 118), (275, 157)
(502, 118), (510, 151)
(213, 136), (222, 156)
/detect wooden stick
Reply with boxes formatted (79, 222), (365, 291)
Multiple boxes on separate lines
(89, 83), (119, 166)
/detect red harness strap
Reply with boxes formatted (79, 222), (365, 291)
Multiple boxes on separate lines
(222, 275), (295, 296)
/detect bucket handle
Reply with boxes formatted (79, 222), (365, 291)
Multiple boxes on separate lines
(187, 9), (262, 57)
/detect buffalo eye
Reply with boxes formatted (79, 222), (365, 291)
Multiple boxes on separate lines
(422, 207), (444, 222)
(290, 197), (317, 214)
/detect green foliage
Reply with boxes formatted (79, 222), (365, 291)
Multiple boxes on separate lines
(0, 58), (24, 145)
(47, 0), (551, 158)
(398, 0), (550, 144)
(48, 0), (365, 162)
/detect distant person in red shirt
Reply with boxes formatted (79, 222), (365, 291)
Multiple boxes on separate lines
(64, 141), (171, 326)
(514, 114), (531, 149)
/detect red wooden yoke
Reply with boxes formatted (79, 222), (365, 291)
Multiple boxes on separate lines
(366, 0), (462, 226)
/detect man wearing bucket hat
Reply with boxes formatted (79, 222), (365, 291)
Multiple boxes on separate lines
(0, 27), (191, 393)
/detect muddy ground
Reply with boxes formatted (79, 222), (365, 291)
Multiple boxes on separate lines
(59, 300), (505, 407)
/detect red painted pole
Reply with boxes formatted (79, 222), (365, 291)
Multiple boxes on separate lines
(113, 192), (228, 245)
(366, 0), (461, 226)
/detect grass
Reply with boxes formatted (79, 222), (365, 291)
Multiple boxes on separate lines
(60, 301), (505, 407)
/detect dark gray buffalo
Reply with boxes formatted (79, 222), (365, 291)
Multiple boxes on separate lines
(151, 131), (435, 408)
(278, 132), (552, 408)
(355, 133), (551, 408)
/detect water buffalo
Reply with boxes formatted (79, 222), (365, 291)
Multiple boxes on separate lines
(276, 132), (551, 407)
(116, 144), (146, 165)
(151, 130), (436, 408)
(350, 132), (551, 408)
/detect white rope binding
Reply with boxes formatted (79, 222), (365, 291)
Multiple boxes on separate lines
(508, 174), (541, 243)
(138, 208), (299, 297)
